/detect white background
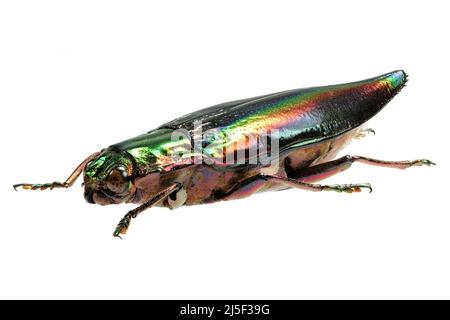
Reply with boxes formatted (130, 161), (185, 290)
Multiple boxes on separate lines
(0, 1), (448, 299)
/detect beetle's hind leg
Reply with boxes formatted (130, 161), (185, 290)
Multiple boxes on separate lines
(13, 151), (101, 191)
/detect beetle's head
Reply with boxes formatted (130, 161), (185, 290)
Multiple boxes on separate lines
(83, 150), (137, 205)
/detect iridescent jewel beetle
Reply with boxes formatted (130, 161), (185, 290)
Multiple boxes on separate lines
(14, 70), (435, 237)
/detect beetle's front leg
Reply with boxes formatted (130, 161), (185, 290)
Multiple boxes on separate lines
(13, 151), (101, 191)
(113, 183), (182, 238)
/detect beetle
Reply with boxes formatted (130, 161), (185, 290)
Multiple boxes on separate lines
(14, 70), (434, 237)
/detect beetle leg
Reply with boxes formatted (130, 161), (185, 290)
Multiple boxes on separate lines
(291, 155), (436, 183)
(354, 128), (376, 139)
(13, 151), (101, 191)
(262, 175), (372, 193)
(350, 156), (435, 169)
(221, 174), (371, 201)
(113, 183), (182, 238)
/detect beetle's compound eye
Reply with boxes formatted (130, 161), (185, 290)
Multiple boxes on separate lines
(167, 187), (187, 209)
(106, 166), (130, 195)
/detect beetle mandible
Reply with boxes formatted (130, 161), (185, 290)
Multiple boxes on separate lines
(14, 70), (435, 237)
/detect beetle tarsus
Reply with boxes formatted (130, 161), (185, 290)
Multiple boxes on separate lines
(113, 213), (132, 238)
(412, 159), (436, 167)
(13, 181), (69, 191)
(321, 183), (373, 193)
(355, 128), (376, 139)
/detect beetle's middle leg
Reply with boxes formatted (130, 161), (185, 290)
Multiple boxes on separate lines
(221, 174), (372, 201)
(290, 155), (435, 183)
